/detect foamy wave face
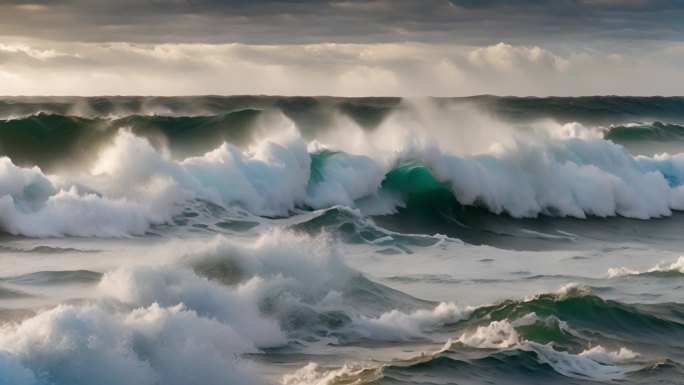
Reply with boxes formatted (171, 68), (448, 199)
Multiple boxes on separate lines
(0, 156), (169, 237)
(313, 100), (684, 219)
(421, 131), (684, 219)
(0, 303), (268, 385)
(648, 256), (684, 273)
(0, 115), (388, 236)
(450, 319), (647, 381)
(606, 255), (684, 278)
(282, 362), (384, 385)
(525, 343), (642, 381)
(351, 302), (470, 341)
(457, 320), (520, 349)
(606, 266), (640, 278)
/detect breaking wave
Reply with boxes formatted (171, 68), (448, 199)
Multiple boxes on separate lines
(3, 106), (684, 238)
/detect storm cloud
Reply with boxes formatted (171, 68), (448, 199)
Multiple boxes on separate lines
(0, 0), (683, 95)
(2, 0), (684, 45)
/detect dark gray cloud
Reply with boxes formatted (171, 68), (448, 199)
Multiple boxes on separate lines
(1, 0), (683, 45)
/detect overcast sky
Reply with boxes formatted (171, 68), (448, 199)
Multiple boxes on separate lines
(1, 0), (683, 96)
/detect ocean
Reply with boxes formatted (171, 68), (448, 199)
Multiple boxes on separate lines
(1, 95), (684, 384)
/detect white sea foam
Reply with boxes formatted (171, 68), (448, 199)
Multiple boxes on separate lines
(0, 302), (270, 385)
(282, 362), (384, 385)
(352, 302), (471, 341)
(421, 134), (684, 219)
(286, 315), (647, 384)
(606, 255), (684, 278)
(579, 346), (639, 363)
(0, 231), (472, 384)
(450, 318), (645, 381)
(523, 282), (590, 302)
(606, 266), (639, 278)
(648, 255), (684, 273)
(0, 155), (169, 237)
(457, 320), (520, 349)
(0, 232), (354, 384)
(0, 120), (390, 236)
(524, 342), (640, 381)
(311, 100), (684, 219)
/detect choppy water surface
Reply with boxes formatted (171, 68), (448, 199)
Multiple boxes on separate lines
(1, 96), (684, 384)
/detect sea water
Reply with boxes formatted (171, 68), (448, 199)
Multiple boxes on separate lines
(1, 96), (684, 384)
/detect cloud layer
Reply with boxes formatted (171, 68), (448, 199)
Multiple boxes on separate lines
(2, 0), (684, 45)
(0, 0), (683, 95)
(1, 41), (683, 96)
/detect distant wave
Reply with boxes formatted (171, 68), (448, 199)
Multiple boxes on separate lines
(0, 110), (262, 169)
(607, 256), (684, 278)
(604, 122), (684, 142)
(2, 95), (684, 124)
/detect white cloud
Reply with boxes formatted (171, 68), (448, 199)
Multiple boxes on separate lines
(0, 43), (75, 61)
(467, 42), (569, 72)
(0, 41), (682, 96)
